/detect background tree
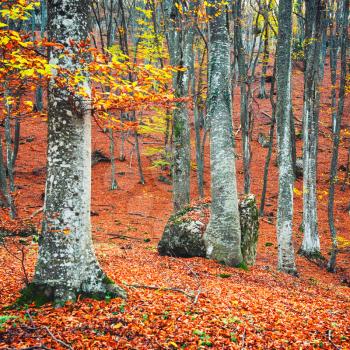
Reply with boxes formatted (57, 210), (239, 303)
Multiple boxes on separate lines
(328, 0), (349, 272)
(299, 0), (325, 258)
(275, 0), (297, 275)
(164, 0), (191, 211)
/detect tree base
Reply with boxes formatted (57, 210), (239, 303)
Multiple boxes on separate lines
(158, 196), (259, 267)
(298, 248), (326, 266)
(278, 267), (299, 277)
(15, 278), (126, 308)
(204, 227), (244, 268)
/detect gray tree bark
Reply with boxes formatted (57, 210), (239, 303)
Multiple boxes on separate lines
(275, 0), (297, 275)
(300, 0), (325, 258)
(259, 61), (276, 216)
(164, 0), (191, 212)
(0, 134), (15, 217)
(32, 0), (126, 305)
(233, 0), (251, 195)
(328, 0), (349, 272)
(203, 0), (243, 267)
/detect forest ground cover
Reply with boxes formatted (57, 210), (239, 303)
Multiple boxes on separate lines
(0, 61), (349, 349)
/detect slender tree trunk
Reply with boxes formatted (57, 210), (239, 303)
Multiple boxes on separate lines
(4, 89), (15, 193)
(341, 146), (350, 192)
(132, 112), (145, 185)
(275, 0), (297, 275)
(329, 0), (341, 133)
(328, 0), (349, 272)
(193, 46), (206, 198)
(203, 0), (243, 267)
(300, 0), (325, 257)
(294, 0), (305, 54)
(259, 62), (276, 216)
(0, 135), (15, 217)
(32, 0), (125, 305)
(234, 0), (251, 194)
(290, 107), (297, 176)
(34, 0), (47, 111)
(259, 25), (269, 99)
(164, 0), (191, 211)
(109, 128), (119, 190)
(11, 118), (20, 169)
(117, 1), (145, 185)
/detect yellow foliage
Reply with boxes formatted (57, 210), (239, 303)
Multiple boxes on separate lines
(337, 236), (350, 249)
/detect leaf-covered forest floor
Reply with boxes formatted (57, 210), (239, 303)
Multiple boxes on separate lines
(0, 63), (349, 349)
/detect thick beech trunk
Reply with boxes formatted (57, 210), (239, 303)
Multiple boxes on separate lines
(31, 0), (125, 305)
(203, 1), (243, 267)
(275, 0), (297, 275)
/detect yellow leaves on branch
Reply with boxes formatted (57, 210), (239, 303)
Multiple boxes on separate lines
(0, 0), (40, 21)
(0, 0), (181, 130)
(85, 50), (178, 118)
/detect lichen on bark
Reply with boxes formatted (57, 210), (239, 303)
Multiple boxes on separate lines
(239, 195), (259, 266)
(30, 0), (126, 306)
(203, 0), (243, 267)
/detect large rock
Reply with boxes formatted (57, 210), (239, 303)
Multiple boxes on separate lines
(158, 206), (207, 257)
(158, 195), (259, 266)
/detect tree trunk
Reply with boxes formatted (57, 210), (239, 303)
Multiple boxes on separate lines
(234, 0), (251, 194)
(328, 0), (349, 272)
(258, 25), (269, 99)
(341, 146), (350, 192)
(109, 128), (119, 190)
(275, 0), (297, 275)
(203, 0), (243, 267)
(31, 0), (126, 306)
(300, 0), (324, 257)
(329, 0), (341, 133)
(193, 46), (206, 198)
(4, 89), (15, 193)
(259, 56), (277, 217)
(0, 135), (15, 217)
(165, 0), (191, 212)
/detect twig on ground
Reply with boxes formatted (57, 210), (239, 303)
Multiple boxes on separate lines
(43, 326), (73, 350)
(30, 207), (43, 218)
(8, 347), (51, 350)
(193, 288), (201, 304)
(327, 330), (341, 350)
(261, 111), (273, 120)
(235, 125), (242, 136)
(241, 328), (246, 349)
(26, 312), (73, 350)
(128, 212), (157, 219)
(169, 256), (203, 305)
(108, 233), (157, 241)
(261, 218), (274, 225)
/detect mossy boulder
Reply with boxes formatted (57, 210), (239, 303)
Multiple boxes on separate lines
(158, 204), (208, 257)
(158, 195), (259, 266)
